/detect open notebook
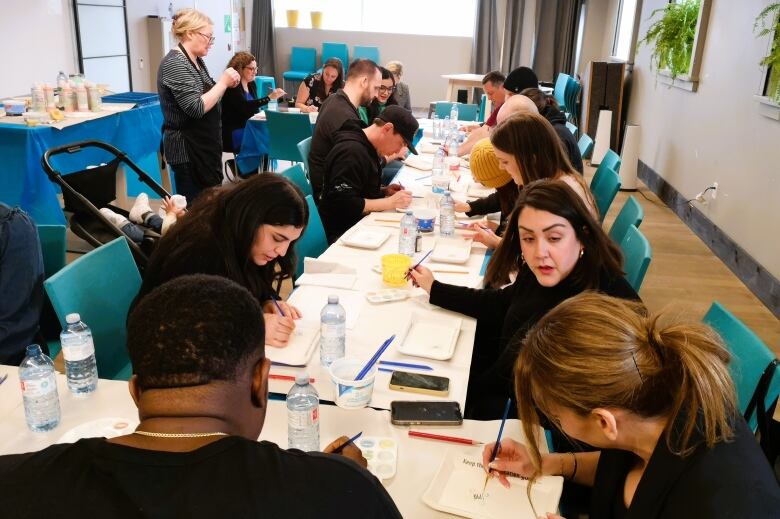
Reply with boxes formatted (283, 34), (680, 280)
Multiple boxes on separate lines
(423, 449), (563, 519)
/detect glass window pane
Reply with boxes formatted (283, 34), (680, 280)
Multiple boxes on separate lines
(613, 0), (638, 61)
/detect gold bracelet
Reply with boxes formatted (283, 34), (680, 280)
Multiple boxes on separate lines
(568, 452), (578, 480)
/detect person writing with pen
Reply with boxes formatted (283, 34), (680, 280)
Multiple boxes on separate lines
(134, 174), (308, 347)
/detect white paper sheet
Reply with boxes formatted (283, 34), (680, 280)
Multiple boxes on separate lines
(287, 286), (365, 329)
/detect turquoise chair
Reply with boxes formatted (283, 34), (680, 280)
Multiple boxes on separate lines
(565, 121), (577, 135)
(619, 224), (651, 292)
(553, 73), (570, 112)
(265, 111), (314, 165)
(434, 102), (479, 121)
(591, 166), (621, 222)
(608, 196), (644, 245)
(36, 224), (67, 279)
(564, 76), (581, 122)
(254, 75), (276, 100)
(297, 136), (312, 176)
(322, 42), (349, 67)
(591, 149), (622, 192)
(43, 237), (139, 380)
(282, 47), (317, 89)
(478, 94), (487, 122)
(352, 45), (379, 63)
(578, 133), (594, 160)
(293, 195), (329, 279)
(281, 164), (312, 198)
(703, 302), (780, 433)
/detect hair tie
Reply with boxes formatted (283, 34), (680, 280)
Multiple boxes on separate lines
(631, 352), (645, 384)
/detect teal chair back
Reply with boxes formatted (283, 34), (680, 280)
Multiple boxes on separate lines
(43, 237), (139, 380)
(619, 224), (651, 292)
(478, 94), (487, 122)
(608, 196), (644, 245)
(591, 166), (621, 222)
(322, 42), (349, 67)
(297, 136), (312, 176)
(353, 45), (379, 63)
(37, 224), (67, 278)
(254, 76), (276, 100)
(578, 133), (594, 160)
(565, 121), (577, 135)
(553, 73), (570, 111)
(293, 195), (329, 279)
(266, 111), (314, 163)
(564, 76), (581, 121)
(281, 164), (312, 198)
(703, 302), (780, 432)
(290, 47), (316, 73)
(434, 102), (479, 121)
(591, 149), (622, 192)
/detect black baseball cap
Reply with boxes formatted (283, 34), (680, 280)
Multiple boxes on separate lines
(376, 105), (419, 154)
(503, 66), (539, 94)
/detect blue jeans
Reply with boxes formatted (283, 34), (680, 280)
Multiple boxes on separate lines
(0, 204), (45, 365)
(120, 213), (163, 244)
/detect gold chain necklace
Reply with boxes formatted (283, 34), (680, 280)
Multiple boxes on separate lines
(133, 430), (229, 439)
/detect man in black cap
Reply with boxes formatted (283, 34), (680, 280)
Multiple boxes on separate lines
(319, 105), (418, 243)
(502, 66), (539, 96)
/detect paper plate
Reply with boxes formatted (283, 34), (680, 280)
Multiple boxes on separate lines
(341, 228), (391, 249)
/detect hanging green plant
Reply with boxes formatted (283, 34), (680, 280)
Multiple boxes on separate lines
(637, 0), (700, 79)
(754, 3), (780, 103)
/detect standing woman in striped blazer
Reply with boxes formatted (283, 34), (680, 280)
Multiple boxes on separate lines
(158, 8), (240, 203)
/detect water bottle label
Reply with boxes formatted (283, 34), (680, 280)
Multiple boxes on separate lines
(288, 407), (319, 429)
(321, 323), (345, 339)
(21, 374), (57, 398)
(61, 337), (95, 362)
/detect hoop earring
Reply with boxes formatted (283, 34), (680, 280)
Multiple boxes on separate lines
(579, 249), (584, 258)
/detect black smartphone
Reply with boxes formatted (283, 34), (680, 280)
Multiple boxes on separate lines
(390, 401), (463, 426)
(389, 370), (450, 397)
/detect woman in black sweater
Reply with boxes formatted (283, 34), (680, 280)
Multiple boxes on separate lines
(220, 51), (285, 153)
(410, 180), (639, 419)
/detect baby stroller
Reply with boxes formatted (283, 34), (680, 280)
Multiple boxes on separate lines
(42, 140), (173, 270)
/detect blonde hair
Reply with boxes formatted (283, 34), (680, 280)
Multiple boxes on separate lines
(385, 60), (404, 77)
(172, 8), (213, 41)
(516, 293), (737, 486)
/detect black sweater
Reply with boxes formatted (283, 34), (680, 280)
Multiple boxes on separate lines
(318, 119), (383, 243)
(542, 105), (583, 174)
(220, 82), (270, 152)
(430, 267), (640, 419)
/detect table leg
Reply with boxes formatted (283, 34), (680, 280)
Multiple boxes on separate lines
(446, 81), (456, 102)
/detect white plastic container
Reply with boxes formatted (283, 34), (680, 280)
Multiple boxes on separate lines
(329, 357), (376, 409)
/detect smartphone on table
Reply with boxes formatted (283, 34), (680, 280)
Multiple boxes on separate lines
(388, 370), (450, 397)
(390, 401), (463, 426)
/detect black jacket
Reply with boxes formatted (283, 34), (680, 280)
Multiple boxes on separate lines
(542, 105), (584, 174)
(591, 416), (780, 518)
(220, 82), (270, 152)
(318, 119), (383, 243)
(430, 267), (639, 419)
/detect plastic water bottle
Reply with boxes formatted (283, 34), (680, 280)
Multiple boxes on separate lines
(432, 148), (448, 194)
(450, 103), (459, 126)
(287, 373), (320, 451)
(267, 98), (278, 111)
(449, 132), (460, 158)
(60, 313), (98, 394)
(320, 296), (346, 367)
(440, 191), (455, 237)
(56, 71), (68, 88)
(19, 345), (61, 432)
(398, 210), (417, 256)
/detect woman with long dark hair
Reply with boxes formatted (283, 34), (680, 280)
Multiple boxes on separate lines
(410, 180), (639, 419)
(296, 58), (344, 113)
(136, 174), (309, 346)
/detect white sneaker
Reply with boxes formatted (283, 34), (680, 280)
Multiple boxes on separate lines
(100, 208), (130, 228)
(129, 193), (152, 224)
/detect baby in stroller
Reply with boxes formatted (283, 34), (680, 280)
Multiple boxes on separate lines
(99, 193), (186, 244)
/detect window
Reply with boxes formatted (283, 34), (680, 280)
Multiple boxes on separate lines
(612, 0), (639, 61)
(273, 0), (477, 37)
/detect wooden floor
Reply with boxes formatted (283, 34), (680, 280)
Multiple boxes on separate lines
(587, 164), (780, 355)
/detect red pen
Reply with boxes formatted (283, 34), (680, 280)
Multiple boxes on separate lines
(269, 374), (315, 383)
(408, 430), (484, 445)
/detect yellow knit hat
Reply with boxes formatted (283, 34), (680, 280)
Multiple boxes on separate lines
(469, 139), (512, 188)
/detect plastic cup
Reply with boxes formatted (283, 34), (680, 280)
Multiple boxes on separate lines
(381, 254), (412, 287)
(414, 208), (436, 233)
(329, 357), (376, 409)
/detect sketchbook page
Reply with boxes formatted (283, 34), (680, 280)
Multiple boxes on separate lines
(265, 322), (319, 366)
(295, 273), (358, 290)
(287, 286), (364, 329)
(423, 450), (563, 519)
(303, 257), (356, 275)
(403, 154), (434, 171)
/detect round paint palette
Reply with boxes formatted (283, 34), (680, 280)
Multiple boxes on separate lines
(357, 436), (398, 481)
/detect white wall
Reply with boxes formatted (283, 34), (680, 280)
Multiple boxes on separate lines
(273, 28), (473, 107)
(628, 0), (780, 278)
(577, 0), (616, 79)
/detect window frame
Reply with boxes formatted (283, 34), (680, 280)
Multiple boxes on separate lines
(611, 0), (643, 64)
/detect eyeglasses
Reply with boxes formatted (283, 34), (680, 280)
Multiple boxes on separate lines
(245, 66), (258, 71)
(378, 86), (395, 94)
(197, 32), (215, 45)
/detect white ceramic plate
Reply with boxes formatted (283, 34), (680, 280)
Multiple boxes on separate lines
(397, 311), (462, 360)
(341, 228), (391, 249)
(431, 237), (473, 264)
(265, 323), (320, 367)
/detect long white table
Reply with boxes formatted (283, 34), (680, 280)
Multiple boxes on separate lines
(0, 366), (559, 518)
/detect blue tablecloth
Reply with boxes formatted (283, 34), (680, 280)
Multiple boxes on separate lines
(235, 116), (317, 174)
(0, 102), (164, 225)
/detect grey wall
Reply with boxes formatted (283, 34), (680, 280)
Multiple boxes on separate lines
(628, 0), (780, 278)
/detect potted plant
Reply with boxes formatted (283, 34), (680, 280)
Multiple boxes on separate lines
(754, 3), (780, 103)
(637, 0), (700, 79)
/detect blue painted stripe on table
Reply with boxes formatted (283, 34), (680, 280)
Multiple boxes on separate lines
(479, 249), (493, 276)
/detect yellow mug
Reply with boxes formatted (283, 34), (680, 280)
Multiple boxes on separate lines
(381, 254), (412, 287)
